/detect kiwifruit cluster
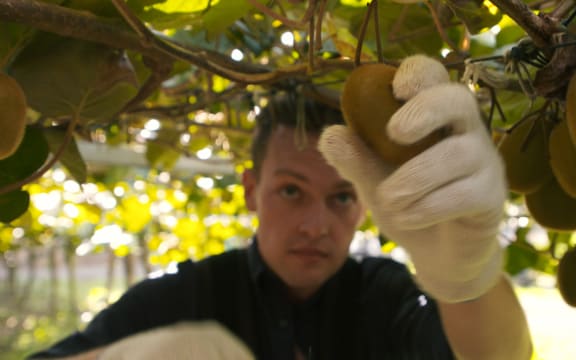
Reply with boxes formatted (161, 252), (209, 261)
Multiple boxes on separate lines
(0, 73), (27, 160)
(498, 74), (576, 232)
(498, 74), (576, 308)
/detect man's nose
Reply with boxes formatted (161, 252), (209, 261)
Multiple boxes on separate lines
(297, 202), (331, 238)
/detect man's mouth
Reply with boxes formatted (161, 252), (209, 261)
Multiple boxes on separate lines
(289, 248), (329, 260)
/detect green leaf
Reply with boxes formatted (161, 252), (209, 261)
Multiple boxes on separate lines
(126, 0), (165, 8)
(146, 142), (181, 170)
(505, 242), (539, 275)
(202, 0), (253, 39)
(0, 126), (49, 187)
(8, 33), (139, 124)
(0, 23), (35, 68)
(43, 127), (88, 184)
(0, 190), (30, 224)
(151, 0), (211, 13)
(138, 8), (204, 30)
(361, 3), (444, 58)
(444, 0), (502, 35)
(137, 0), (213, 30)
(496, 23), (526, 48)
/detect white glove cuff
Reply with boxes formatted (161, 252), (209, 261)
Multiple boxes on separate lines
(412, 242), (504, 303)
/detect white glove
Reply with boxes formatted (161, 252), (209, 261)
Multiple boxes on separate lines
(319, 55), (506, 303)
(99, 322), (255, 360)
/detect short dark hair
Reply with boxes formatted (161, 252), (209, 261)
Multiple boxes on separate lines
(250, 92), (344, 176)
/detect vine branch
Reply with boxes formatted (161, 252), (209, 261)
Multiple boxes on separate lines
(0, 0), (352, 86)
(489, 0), (562, 48)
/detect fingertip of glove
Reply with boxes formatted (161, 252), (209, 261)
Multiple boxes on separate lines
(318, 125), (377, 171)
(393, 54), (449, 100)
(318, 124), (351, 154)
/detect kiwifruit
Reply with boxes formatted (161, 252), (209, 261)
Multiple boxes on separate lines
(549, 120), (576, 198)
(565, 72), (576, 146)
(498, 116), (553, 194)
(0, 73), (27, 160)
(525, 177), (576, 231)
(340, 63), (445, 165)
(557, 246), (576, 307)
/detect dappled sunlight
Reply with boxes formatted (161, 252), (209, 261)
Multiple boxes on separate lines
(518, 285), (576, 360)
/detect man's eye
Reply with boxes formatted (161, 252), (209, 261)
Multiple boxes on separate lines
(280, 185), (300, 198)
(333, 192), (356, 205)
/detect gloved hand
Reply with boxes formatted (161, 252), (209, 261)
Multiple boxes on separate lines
(99, 321), (255, 360)
(318, 55), (506, 303)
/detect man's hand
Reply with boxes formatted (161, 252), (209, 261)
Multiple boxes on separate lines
(319, 55), (506, 303)
(99, 322), (255, 360)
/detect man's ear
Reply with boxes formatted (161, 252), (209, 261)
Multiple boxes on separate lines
(242, 169), (257, 211)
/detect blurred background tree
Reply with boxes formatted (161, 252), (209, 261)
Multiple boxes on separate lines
(1, 0), (576, 358)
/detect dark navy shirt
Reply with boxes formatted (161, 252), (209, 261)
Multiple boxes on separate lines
(29, 239), (454, 359)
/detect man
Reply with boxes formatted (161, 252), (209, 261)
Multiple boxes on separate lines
(29, 55), (532, 360)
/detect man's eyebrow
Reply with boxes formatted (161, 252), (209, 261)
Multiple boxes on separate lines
(274, 168), (354, 189)
(334, 180), (354, 189)
(274, 168), (309, 182)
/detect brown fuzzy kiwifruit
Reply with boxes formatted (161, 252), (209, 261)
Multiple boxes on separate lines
(558, 246), (576, 307)
(549, 120), (576, 198)
(525, 177), (576, 231)
(340, 63), (445, 165)
(498, 116), (554, 194)
(0, 73), (27, 160)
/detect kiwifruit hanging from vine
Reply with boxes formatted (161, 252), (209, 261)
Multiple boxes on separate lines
(340, 63), (446, 165)
(525, 177), (576, 231)
(557, 246), (576, 307)
(549, 120), (576, 198)
(0, 73), (27, 160)
(498, 115), (553, 194)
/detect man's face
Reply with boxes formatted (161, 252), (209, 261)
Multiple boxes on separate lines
(243, 125), (365, 300)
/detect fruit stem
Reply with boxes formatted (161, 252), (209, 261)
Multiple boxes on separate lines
(354, 1), (375, 66)
(372, 0), (383, 63)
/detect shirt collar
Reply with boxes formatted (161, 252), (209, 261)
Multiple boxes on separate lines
(247, 236), (267, 284)
(246, 236), (341, 306)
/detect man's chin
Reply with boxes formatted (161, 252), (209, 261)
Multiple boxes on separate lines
(281, 271), (331, 299)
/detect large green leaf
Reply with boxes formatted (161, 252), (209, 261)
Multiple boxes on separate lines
(138, 8), (204, 30)
(146, 141), (181, 170)
(0, 22), (35, 67)
(151, 0), (211, 13)
(444, 0), (502, 35)
(0, 126), (49, 187)
(505, 240), (539, 275)
(127, 0), (165, 8)
(0, 190), (30, 224)
(203, 0), (253, 39)
(8, 33), (139, 125)
(354, 3), (444, 59)
(496, 23), (526, 48)
(43, 127), (88, 184)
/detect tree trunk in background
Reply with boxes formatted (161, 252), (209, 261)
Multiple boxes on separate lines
(48, 245), (59, 317)
(65, 247), (78, 319)
(123, 253), (134, 288)
(138, 234), (151, 275)
(106, 248), (115, 304)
